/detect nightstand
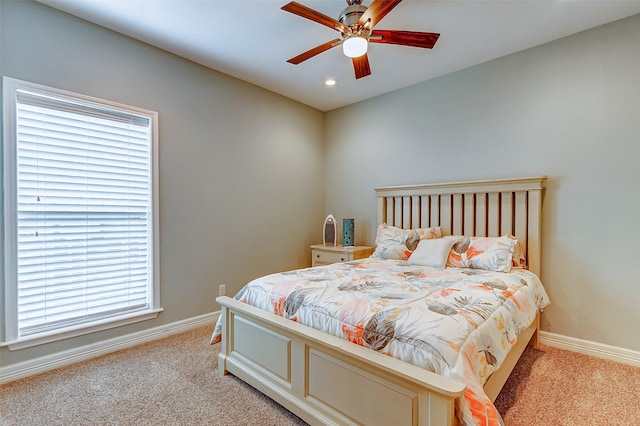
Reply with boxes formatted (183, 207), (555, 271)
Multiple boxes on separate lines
(310, 244), (374, 267)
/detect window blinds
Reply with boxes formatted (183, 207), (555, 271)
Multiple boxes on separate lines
(15, 89), (153, 336)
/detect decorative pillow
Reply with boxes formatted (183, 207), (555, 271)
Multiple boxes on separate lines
(402, 227), (442, 251)
(372, 223), (441, 260)
(407, 237), (457, 268)
(417, 227), (442, 239)
(446, 235), (517, 272)
(511, 240), (527, 268)
(372, 223), (412, 260)
(445, 236), (469, 268)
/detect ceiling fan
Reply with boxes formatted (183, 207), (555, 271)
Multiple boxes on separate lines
(281, 0), (440, 79)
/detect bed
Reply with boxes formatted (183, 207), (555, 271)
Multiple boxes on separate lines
(212, 177), (548, 426)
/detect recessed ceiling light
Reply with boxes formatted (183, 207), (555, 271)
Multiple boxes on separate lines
(324, 78), (337, 87)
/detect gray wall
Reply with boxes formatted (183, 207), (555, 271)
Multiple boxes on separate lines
(0, 1), (324, 367)
(325, 14), (640, 352)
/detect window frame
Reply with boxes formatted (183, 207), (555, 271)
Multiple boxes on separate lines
(2, 77), (161, 350)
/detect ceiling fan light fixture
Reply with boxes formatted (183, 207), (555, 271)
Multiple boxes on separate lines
(342, 36), (368, 58)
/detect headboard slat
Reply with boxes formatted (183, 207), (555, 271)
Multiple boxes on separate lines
(463, 194), (475, 236)
(394, 197), (402, 227)
(488, 192), (500, 236)
(475, 194), (487, 237)
(500, 192), (514, 236)
(440, 195), (452, 235)
(375, 177), (546, 275)
(452, 194), (463, 235)
(420, 196), (430, 228)
(411, 196), (420, 229)
(402, 197), (411, 229)
(430, 195), (439, 228)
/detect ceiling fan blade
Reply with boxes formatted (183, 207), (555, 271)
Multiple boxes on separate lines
(358, 0), (403, 30)
(287, 38), (341, 65)
(282, 2), (348, 33)
(352, 54), (371, 79)
(369, 30), (440, 49)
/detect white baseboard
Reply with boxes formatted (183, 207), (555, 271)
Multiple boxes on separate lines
(0, 311), (220, 385)
(539, 331), (640, 367)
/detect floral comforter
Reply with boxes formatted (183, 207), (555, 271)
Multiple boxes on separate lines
(211, 258), (549, 425)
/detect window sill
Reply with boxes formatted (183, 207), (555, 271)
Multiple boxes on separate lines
(1, 308), (164, 351)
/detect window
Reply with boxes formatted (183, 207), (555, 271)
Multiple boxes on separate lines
(3, 77), (160, 349)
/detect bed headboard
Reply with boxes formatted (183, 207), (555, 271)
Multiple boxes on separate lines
(375, 177), (547, 276)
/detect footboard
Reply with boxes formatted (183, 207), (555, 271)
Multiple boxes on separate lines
(217, 296), (466, 426)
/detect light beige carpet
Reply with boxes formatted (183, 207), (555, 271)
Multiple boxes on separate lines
(1, 326), (306, 426)
(495, 344), (640, 425)
(1, 325), (638, 425)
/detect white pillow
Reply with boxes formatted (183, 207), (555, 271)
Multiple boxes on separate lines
(407, 237), (457, 268)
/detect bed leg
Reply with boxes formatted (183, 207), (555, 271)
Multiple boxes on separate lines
(218, 353), (230, 376)
(529, 314), (541, 348)
(218, 303), (231, 375)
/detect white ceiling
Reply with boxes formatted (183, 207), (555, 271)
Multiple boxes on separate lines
(37, 0), (640, 112)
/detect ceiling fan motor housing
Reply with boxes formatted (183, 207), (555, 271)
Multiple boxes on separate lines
(339, 4), (367, 33)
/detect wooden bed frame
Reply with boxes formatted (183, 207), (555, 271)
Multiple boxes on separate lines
(216, 176), (547, 426)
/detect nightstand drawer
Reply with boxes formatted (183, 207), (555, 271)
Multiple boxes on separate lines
(310, 245), (374, 267)
(314, 250), (349, 264)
